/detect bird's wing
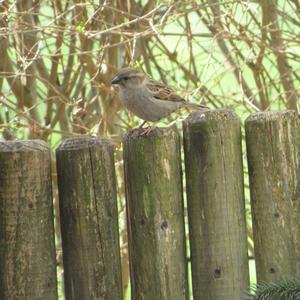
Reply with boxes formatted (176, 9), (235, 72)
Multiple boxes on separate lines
(145, 78), (185, 103)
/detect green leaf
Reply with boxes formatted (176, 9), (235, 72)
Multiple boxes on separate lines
(76, 21), (85, 33)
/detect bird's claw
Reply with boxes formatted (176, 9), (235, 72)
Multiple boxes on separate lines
(140, 125), (156, 136)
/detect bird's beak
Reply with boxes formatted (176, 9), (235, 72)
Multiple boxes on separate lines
(111, 75), (121, 85)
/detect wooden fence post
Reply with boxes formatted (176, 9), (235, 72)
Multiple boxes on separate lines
(245, 110), (300, 282)
(183, 109), (249, 300)
(123, 128), (188, 300)
(0, 140), (57, 300)
(56, 137), (123, 300)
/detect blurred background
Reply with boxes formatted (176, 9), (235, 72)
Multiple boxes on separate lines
(0, 0), (299, 298)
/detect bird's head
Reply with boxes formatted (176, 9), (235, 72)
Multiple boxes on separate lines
(111, 67), (145, 89)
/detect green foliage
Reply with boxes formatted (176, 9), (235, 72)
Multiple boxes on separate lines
(76, 21), (85, 33)
(245, 277), (300, 300)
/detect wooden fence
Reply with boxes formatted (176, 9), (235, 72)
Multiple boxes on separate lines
(0, 109), (299, 300)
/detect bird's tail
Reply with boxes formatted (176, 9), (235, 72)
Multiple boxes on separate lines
(184, 102), (209, 110)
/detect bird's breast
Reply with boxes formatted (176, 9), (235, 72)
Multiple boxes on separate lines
(119, 87), (182, 122)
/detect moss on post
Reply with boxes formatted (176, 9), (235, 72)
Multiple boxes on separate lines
(56, 137), (122, 300)
(123, 128), (188, 300)
(245, 110), (300, 282)
(0, 140), (57, 300)
(183, 109), (249, 300)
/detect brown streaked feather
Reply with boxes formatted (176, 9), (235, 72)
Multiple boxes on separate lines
(145, 78), (185, 103)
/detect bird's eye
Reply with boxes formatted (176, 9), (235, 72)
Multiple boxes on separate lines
(123, 76), (129, 81)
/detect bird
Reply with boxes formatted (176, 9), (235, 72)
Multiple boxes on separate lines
(111, 67), (207, 132)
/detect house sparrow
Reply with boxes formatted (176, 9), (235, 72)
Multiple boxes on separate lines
(111, 67), (207, 127)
